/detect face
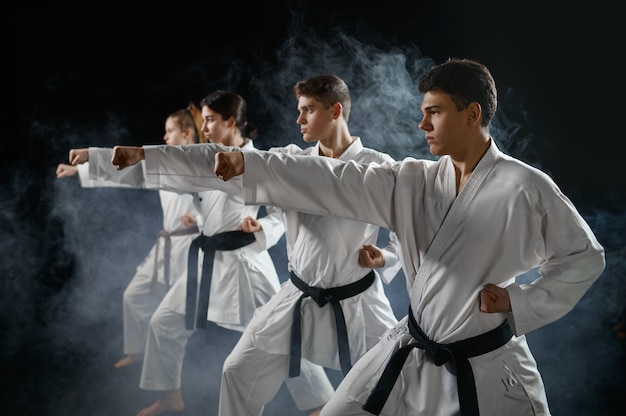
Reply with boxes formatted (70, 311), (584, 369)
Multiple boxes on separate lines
(419, 90), (471, 157)
(201, 106), (234, 145)
(296, 95), (336, 143)
(163, 117), (190, 145)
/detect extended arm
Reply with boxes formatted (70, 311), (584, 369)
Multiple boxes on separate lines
(112, 144), (245, 195)
(217, 150), (397, 230)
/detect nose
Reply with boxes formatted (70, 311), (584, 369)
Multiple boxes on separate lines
(296, 113), (305, 125)
(418, 116), (429, 131)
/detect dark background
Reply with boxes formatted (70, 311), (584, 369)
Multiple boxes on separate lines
(3, 1), (625, 415)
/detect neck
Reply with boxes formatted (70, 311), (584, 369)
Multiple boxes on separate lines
(318, 130), (355, 159)
(224, 135), (246, 148)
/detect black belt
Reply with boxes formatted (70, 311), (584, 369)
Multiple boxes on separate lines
(185, 230), (256, 330)
(151, 225), (199, 293)
(289, 270), (375, 377)
(363, 306), (513, 416)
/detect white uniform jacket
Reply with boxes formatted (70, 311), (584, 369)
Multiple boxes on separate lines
(87, 142), (284, 330)
(237, 138), (606, 415)
(135, 138), (402, 369)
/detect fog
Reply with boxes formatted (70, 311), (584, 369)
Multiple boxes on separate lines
(2, 4), (624, 416)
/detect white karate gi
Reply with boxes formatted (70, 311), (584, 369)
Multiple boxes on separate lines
(234, 138), (606, 416)
(137, 138), (403, 416)
(76, 160), (201, 357)
(86, 141), (285, 397)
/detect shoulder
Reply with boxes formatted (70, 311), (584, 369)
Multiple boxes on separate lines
(495, 154), (558, 190)
(491, 154), (568, 211)
(357, 147), (396, 164)
(269, 143), (309, 155)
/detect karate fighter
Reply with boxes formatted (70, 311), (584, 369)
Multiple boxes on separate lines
(209, 59), (606, 415)
(110, 75), (403, 416)
(96, 90), (339, 416)
(56, 103), (204, 370)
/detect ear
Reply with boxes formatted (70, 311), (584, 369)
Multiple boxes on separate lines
(467, 102), (481, 125)
(184, 127), (195, 143)
(226, 116), (237, 128)
(331, 102), (342, 120)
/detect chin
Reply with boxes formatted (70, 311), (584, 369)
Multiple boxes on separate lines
(429, 146), (443, 157)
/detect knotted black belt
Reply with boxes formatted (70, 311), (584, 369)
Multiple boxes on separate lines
(151, 225), (199, 294)
(363, 306), (513, 416)
(185, 230), (256, 330)
(289, 270), (375, 377)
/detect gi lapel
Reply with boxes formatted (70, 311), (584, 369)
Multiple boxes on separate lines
(411, 142), (499, 305)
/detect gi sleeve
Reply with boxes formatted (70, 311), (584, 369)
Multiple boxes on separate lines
(143, 143), (243, 194)
(506, 188), (605, 335)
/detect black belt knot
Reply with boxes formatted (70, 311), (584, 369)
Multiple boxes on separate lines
(363, 306), (513, 416)
(185, 230), (256, 330)
(408, 315), (452, 366)
(288, 270), (375, 378)
(302, 286), (333, 307)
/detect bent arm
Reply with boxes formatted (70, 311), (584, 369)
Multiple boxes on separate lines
(250, 205), (285, 251)
(377, 230), (403, 284)
(505, 192), (605, 335)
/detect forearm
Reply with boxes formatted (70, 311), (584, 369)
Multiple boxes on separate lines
(242, 150), (392, 228)
(378, 231), (403, 284)
(87, 148), (146, 188)
(143, 144), (244, 194)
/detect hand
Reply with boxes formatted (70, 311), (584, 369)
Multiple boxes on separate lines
(69, 148), (89, 165)
(111, 146), (145, 170)
(479, 283), (512, 313)
(181, 213), (197, 228)
(358, 244), (385, 268)
(56, 163), (78, 178)
(214, 151), (244, 181)
(241, 216), (262, 233)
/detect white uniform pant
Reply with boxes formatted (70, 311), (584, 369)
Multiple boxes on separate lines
(220, 326), (335, 416)
(140, 297), (334, 413)
(318, 341), (383, 416)
(122, 267), (167, 356)
(139, 300), (193, 390)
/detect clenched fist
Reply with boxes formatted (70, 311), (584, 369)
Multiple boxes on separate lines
(214, 151), (245, 181)
(111, 146), (145, 170)
(479, 283), (511, 313)
(69, 148), (89, 165)
(56, 163), (78, 178)
(358, 244), (385, 269)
